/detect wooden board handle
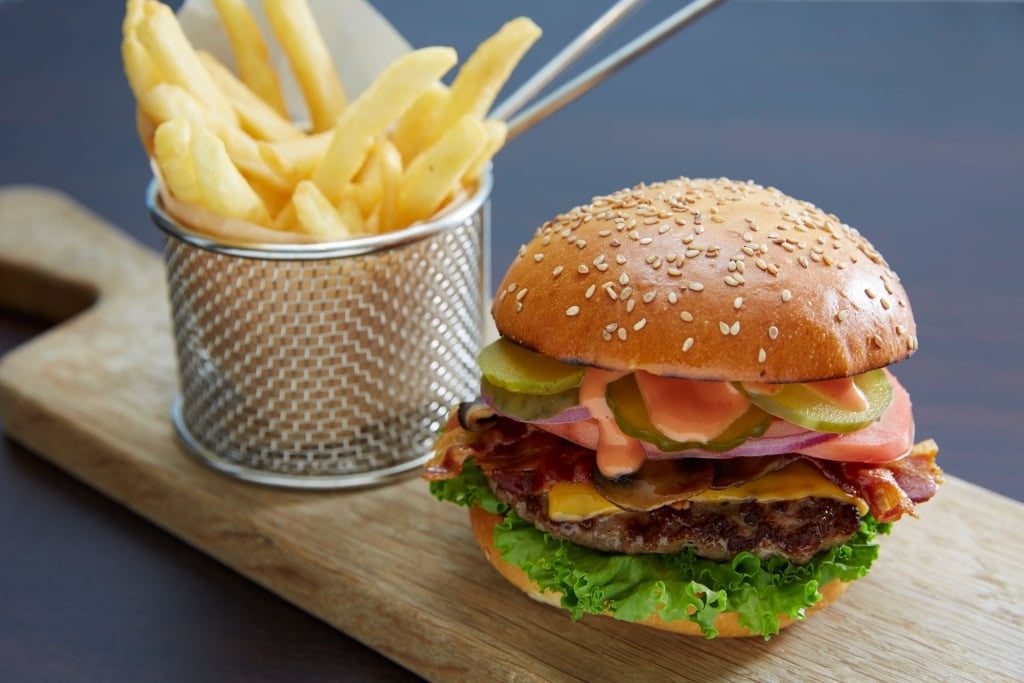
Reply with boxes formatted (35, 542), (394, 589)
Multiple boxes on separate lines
(0, 185), (162, 323)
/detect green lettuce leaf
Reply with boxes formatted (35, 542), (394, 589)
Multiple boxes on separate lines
(430, 462), (891, 639)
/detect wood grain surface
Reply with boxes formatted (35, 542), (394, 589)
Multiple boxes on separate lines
(1, 187), (1021, 682)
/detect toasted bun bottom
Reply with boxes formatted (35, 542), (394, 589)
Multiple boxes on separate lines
(469, 506), (849, 638)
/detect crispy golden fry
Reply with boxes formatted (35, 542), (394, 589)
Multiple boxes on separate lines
(435, 17), (540, 142)
(153, 118), (202, 205)
(398, 115), (487, 227)
(188, 123), (271, 225)
(336, 200), (365, 235)
(311, 46), (457, 203)
(372, 138), (403, 233)
(123, 0), (147, 37)
(264, 0), (346, 133)
(141, 83), (291, 192)
(293, 180), (359, 238)
(198, 51), (303, 142)
(122, 33), (163, 101)
(463, 118), (506, 184)
(135, 1), (238, 125)
(259, 131), (332, 183)
(210, 0), (288, 116)
(246, 174), (293, 219)
(391, 82), (449, 164)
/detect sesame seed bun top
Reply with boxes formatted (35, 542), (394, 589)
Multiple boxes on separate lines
(492, 177), (918, 383)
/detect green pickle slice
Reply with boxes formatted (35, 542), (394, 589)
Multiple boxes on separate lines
(478, 338), (585, 395)
(735, 369), (892, 433)
(480, 377), (580, 422)
(606, 374), (771, 452)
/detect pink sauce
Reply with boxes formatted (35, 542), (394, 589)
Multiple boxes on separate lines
(635, 371), (750, 443)
(804, 377), (869, 412)
(578, 369), (646, 478)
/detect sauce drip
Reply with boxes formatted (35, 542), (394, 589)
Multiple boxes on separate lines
(636, 371), (750, 443)
(579, 369), (646, 478)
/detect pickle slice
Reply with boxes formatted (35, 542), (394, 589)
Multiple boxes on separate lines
(736, 369), (892, 433)
(606, 374), (770, 453)
(480, 377), (580, 422)
(478, 338), (585, 395)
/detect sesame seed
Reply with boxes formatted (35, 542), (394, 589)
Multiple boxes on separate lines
(667, 268), (683, 277)
(643, 291), (656, 304)
(585, 284), (597, 299)
(576, 239), (587, 249)
(578, 264), (590, 275)
(680, 311), (694, 322)
(908, 335), (919, 351)
(618, 327), (628, 341)
(633, 318), (647, 331)
(837, 310), (849, 322)
(507, 282), (518, 292)
(690, 281), (705, 292)
(733, 297), (743, 309)
(731, 321), (741, 335)
(615, 254), (627, 265)
(566, 305), (580, 316)
(609, 238), (622, 247)
(865, 287), (877, 299)
(719, 321), (731, 335)
(725, 275), (739, 287)
(619, 273), (630, 286)
(685, 248), (701, 258)
(682, 337), (694, 352)
(769, 325), (779, 340)
(756, 258), (768, 271)
(758, 348), (767, 364)
(598, 229), (612, 237)
(516, 288), (528, 301)
(798, 256), (809, 268)
(658, 224), (671, 234)
(605, 286), (618, 301)
(620, 286), (633, 300)
(872, 334), (884, 348)
(605, 322), (619, 332)
(895, 324), (906, 336)
(711, 215), (725, 223)
(668, 292), (679, 304)
(881, 298), (891, 310)
(781, 289), (792, 302)
(627, 299), (637, 313)
(516, 301), (523, 312)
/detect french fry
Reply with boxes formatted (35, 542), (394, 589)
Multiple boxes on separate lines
(122, 33), (163, 102)
(398, 115), (488, 227)
(311, 46), (457, 204)
(336, 200), (365, 235)
(373, 139), (403, 233)
(293, 180), (359, 238)
(153, 118), (202, 206)
(247, 174), (293, 219)
(434, 17), (541, 142)
(259, 131), (332, 183)
(140, 83), (291, 192)
(135, 1), (238, 125)
(391, 82), (449, 164)
(272, 200), (298, 232)
(188, 123), (271, 225)
(264, 0), (346, 133)
(210, 0), (289, 117)
(463, 118), (507, 184)
(122, 0), (146, 37)
(197, 51), (302, 142)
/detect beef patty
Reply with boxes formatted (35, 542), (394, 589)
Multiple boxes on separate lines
(496, 488), (862, 565)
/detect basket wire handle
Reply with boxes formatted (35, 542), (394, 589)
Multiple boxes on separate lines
(500, 0), (729, 142)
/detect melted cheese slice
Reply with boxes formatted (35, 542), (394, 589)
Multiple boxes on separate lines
(548, 460), (868, 522)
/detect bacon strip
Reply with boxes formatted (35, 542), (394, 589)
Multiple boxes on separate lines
(425, 417), (942, 522)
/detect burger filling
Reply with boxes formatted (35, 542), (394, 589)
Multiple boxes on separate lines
(425, 337), (943, 637)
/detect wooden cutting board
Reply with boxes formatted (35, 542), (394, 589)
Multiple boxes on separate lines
(1, 186), (1021, 682)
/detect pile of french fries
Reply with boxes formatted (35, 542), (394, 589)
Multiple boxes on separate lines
(122, 0), (540, 239)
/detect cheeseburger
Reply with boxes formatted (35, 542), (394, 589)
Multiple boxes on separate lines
(424, 177), (941, 638)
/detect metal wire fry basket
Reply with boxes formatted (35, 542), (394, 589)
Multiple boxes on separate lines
(147, 174), (490, 489)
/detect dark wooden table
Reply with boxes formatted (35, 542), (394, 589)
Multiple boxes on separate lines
(1, 1), (1022, 680)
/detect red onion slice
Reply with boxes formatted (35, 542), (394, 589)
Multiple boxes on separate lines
(643, 420), (839, 459)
